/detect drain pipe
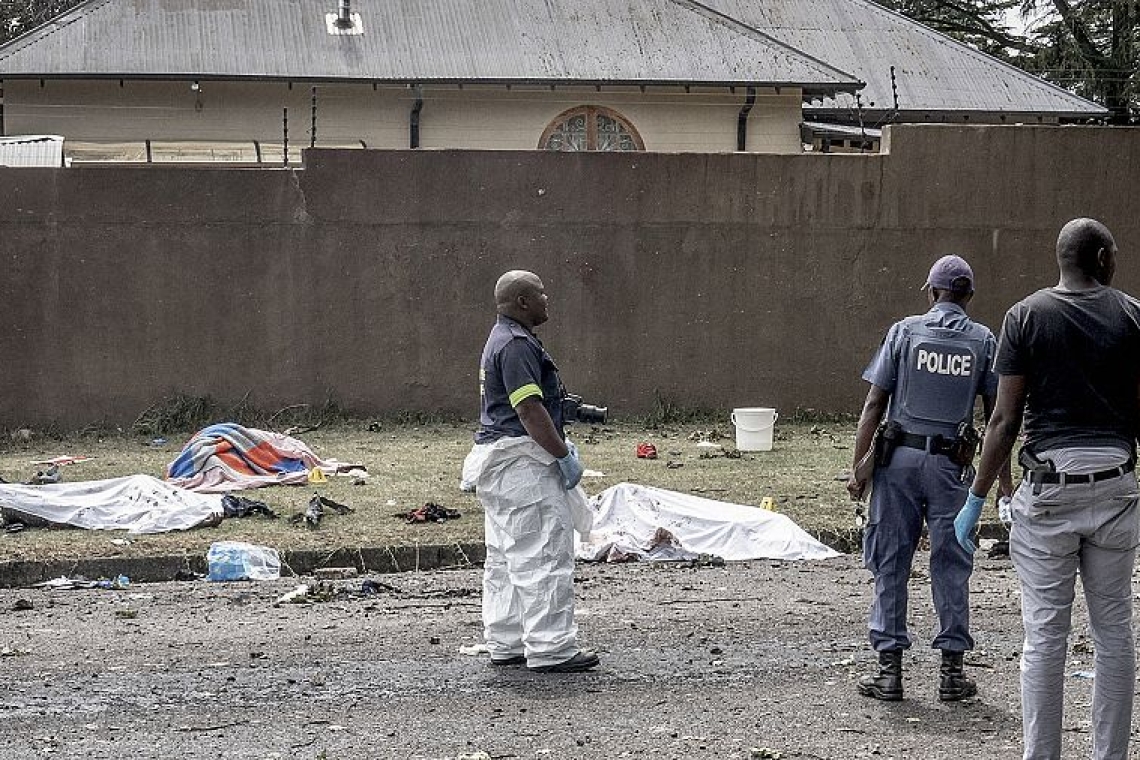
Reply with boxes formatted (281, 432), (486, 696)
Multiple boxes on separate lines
(736, 86), (756, 151)
(334, 0), (353, 29)
(409, 85), (423, 148)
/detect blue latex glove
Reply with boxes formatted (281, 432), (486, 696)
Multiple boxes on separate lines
(954, 491), (987, 555)
(557, 442), (584, 490)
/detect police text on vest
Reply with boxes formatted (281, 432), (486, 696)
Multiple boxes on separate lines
(916, 349), (972, 376)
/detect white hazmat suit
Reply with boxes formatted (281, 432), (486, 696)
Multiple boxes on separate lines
(473, 436), (591, 669)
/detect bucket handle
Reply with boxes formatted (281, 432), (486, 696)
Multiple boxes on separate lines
(730, 411), (779, 432)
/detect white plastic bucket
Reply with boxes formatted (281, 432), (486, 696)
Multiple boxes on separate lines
(731, 407), (779, 451)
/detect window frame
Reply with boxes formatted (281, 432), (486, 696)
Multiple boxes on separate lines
(539, 105), (645, 152)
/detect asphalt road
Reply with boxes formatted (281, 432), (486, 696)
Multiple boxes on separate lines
(0, 552), (1125, 759)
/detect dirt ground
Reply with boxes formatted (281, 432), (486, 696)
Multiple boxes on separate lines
(0, 550), (1126, 760)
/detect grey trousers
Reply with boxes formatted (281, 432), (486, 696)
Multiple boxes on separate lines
(1010, 448), (1140, 760)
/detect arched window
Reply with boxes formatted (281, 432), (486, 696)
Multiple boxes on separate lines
(540, 106), (644, 151)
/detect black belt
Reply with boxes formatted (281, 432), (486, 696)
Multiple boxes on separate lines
(897, 431), (955, 456)
(1024, 459), (1135, 485)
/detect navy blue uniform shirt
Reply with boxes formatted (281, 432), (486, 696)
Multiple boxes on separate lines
(476, 315), (566, 444)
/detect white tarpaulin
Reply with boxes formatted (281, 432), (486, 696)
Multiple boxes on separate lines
(576, 482), (841, 562)
(0, 475), (224, 534)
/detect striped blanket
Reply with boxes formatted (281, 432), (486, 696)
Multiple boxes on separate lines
(166, 423), (346, 493)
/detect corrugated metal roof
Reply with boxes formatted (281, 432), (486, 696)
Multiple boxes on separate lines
(0, 0), (861, 95)
(700, 0), (1105, 118)
(0, 134), (64, 166)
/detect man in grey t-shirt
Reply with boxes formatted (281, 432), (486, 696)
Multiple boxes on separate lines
(956, 218), (1140, 760)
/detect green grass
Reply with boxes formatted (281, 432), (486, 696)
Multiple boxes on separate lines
(0, 417), (862, 563)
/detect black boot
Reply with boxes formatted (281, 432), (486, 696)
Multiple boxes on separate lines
(857, 649), (903, 701)
(939, 650), (977, 702)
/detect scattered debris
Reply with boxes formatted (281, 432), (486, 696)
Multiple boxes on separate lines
(173, 569), (203, 582)
(96, 575), (131, 590)
(458, 643), (491, 656)
(402, 502), (461, 524)
(32, 575), (130, 590)
(291, 494), (353, 529)
(314, 567), (358, 580)
(12, 598), (33, 611)
(666, 460), (684, 469)
(336, 467), (370, 486)
(1072, 639), (1095, 655)
(115, 609), (139, 619)
(222, 494), (279, 520)
(636, 443), (658, 459)
(1070, 670), (1095, 680)
(27, 464), (61, 485)
(30, 456), (92, 467)
(275, 584), (312, 605)
(206, 541), (281, 581)
(750, 748), (782, 759)
(149, 438), (167, 447)
(987, 540), (1010, 559)
(361, 579), (403, 595)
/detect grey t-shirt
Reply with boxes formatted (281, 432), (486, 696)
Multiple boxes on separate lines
(996, 285), (1140, 455)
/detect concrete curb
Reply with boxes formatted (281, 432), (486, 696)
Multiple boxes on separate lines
(0, 525), (1010, 588)
(0, 542), (488, 589)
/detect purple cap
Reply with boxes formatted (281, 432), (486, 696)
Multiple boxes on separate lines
(923, 255), (974, 293)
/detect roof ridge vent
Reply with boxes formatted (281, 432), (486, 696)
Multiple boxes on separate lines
(326, 0), (363, 36)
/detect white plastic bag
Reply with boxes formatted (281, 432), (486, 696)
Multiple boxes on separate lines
(206, 540), (281, 581)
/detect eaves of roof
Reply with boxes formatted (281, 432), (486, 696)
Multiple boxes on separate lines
(0, 0), (863, 98)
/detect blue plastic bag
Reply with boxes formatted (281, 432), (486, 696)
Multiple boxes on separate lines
(206, 541), (281, 581)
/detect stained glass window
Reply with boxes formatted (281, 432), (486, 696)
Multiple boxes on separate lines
(541, 107), (644, 151)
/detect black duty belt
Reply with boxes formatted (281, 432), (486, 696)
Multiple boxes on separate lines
(896, 431), (956, 456)
(1024, 459), (1136, 485)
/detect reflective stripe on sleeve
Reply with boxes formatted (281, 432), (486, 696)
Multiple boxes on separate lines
(509, 383), (543, 407)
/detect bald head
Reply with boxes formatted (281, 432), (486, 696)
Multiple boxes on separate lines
(495, 270), (542, 308)
(1057, 217), (1117, 285)
(494, 270), (549, 328)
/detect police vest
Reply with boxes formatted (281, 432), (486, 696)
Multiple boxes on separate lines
(889, 320), (988, 438)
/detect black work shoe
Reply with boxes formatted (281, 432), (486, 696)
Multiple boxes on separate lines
(939, 650), (977, 701)
(857, 649), (904, 701)
(528, 649), (600, 673)
(489, 654), (527, 667)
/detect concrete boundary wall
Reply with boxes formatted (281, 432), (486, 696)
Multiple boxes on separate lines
(0, 124), (1138, 428)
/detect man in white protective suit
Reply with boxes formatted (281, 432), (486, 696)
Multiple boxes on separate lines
(471, 270), (599, 673)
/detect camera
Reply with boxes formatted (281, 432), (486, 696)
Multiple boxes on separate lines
(562, 393), (608, 425)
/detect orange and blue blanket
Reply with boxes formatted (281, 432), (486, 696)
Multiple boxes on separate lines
(166, 423), (334, 493)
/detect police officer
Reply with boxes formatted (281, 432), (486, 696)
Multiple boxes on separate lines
(471, 269), (599, 674)
(847, 254), (1010, 701)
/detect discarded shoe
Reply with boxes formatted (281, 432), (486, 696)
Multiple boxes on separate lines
(636, 443), (658, 459)
(490, 654), (527, 667)
(528, 649), (600, 673)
